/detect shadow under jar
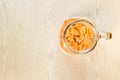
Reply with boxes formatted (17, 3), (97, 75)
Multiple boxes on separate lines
(59, 17), (112, 55)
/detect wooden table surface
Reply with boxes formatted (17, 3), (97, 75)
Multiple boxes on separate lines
(0, 0), (120, 80)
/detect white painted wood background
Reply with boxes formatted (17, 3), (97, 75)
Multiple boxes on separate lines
(0, 0), (120, 80)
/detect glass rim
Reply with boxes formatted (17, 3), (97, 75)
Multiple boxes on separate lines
(62, 18), (98, 54)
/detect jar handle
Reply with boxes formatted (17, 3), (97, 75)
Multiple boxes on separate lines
(98, 32), (112, 40)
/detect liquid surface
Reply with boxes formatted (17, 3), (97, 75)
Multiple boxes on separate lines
(65, 21), (94, 51)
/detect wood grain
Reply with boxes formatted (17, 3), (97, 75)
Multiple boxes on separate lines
(0, 0), (120, 80)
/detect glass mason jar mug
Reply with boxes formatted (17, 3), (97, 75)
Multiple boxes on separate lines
(59, 17), (112, 55)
